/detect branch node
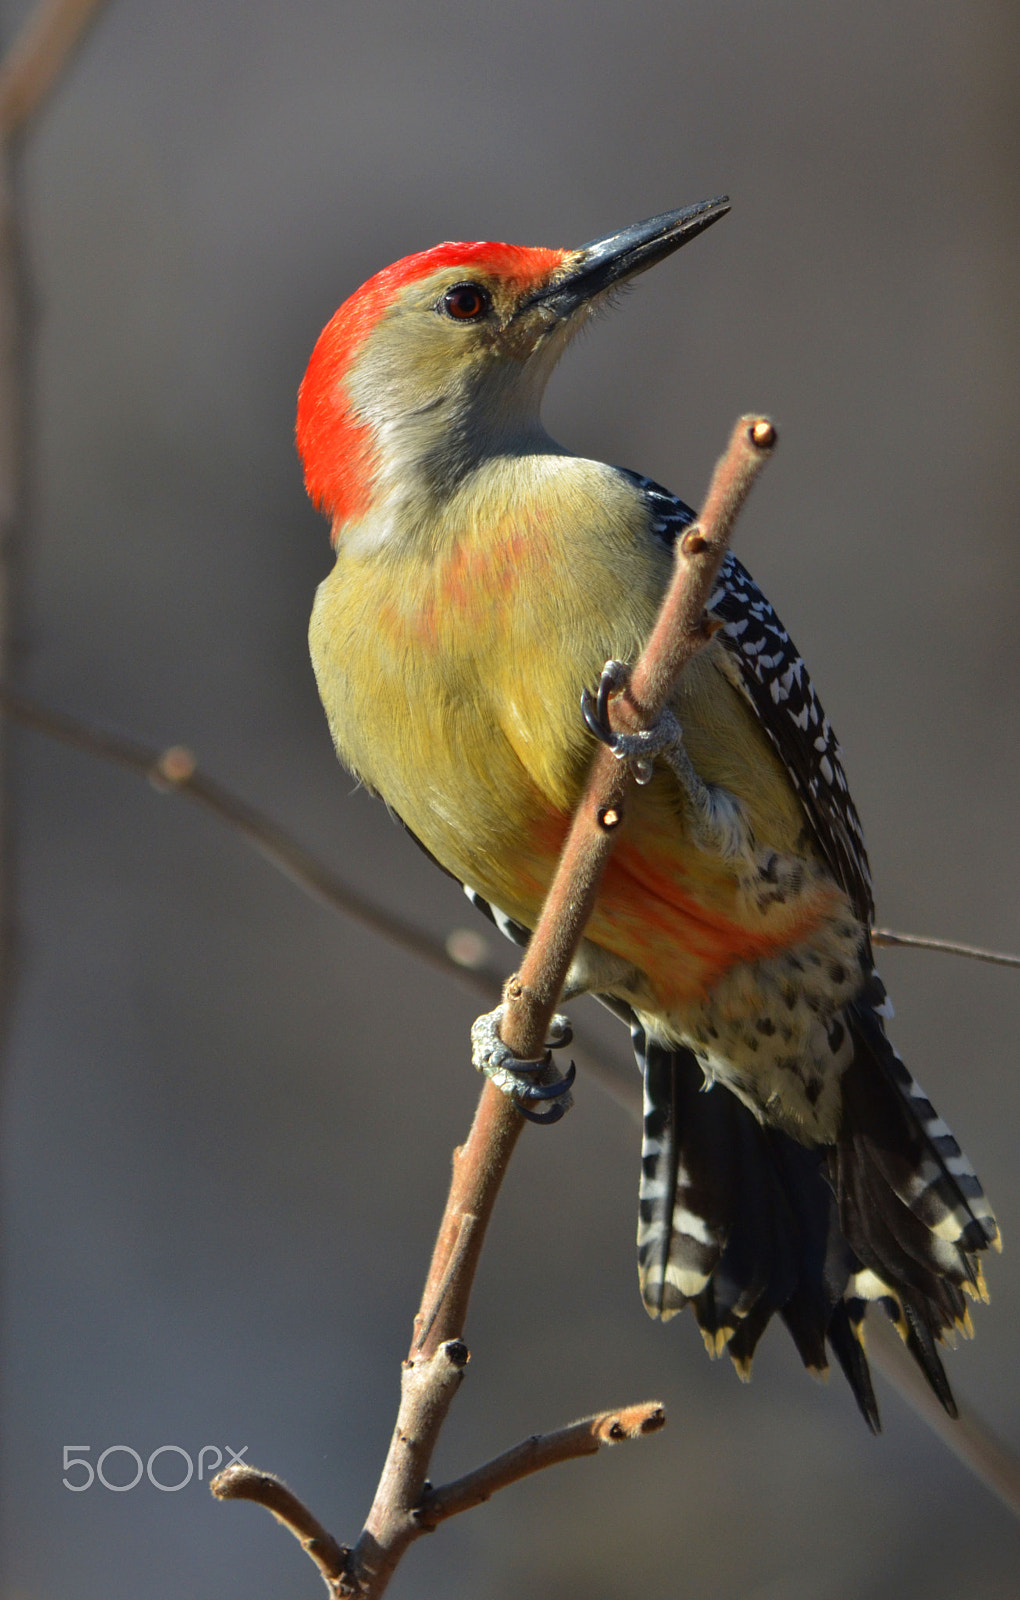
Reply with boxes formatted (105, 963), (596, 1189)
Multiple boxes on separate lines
(148, 743), (196, 790)
(442, 1339), (470, 1370)
(750, 417), (777, 449)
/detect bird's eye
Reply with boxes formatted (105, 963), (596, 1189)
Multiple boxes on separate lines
(440, 282), (492, 321)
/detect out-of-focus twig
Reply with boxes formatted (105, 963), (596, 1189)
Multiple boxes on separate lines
(0, 0), (113, 1051)
(870, 1315), (1020, 1520)
(0, 0), (109, 135)
(5, 686), (1020, 984)
(872, 927), (1020, 970)
(0, 686), (497, 1000)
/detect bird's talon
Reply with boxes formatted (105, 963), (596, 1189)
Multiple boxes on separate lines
(581, 659), (632, 750)
(580, 684), (612, 746)
(597, 658), (629, 730)
(518, 1060), (577, 1100)
(470, 1005), (574, 1120)
(516, 1099), (568, 1125)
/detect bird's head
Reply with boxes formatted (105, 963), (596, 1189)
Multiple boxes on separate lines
(297, 198), (729, 540)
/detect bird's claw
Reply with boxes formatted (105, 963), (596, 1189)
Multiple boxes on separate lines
(581, 658), (682, 785)
(470, 1006), (575, 1123)
(581, 657), (631, 745)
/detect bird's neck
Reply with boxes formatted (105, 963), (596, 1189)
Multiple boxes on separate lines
(335, 368), (566, 555)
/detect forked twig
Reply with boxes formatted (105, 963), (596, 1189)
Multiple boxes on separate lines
(214, 415), (776, 1596)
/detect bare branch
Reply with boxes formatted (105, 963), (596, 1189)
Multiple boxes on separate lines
(415, 1401), (666, 1528)
(5, 438), (1017, 1577)
(870, 1316), (1020, 1521)
(0, 687), (497, 1002)
(5, 687), (1020, 986)
(0, 0), (110, 136)
(211, 1464), (349, 1586)
(872, 927), (1020, 970)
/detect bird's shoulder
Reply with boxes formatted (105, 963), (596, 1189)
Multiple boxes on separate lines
(614, 467), (874, 925)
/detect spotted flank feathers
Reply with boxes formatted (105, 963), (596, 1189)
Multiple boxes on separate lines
(455, 471), (997, 1428)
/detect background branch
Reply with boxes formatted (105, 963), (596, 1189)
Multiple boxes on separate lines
(0, 0), (109, 136)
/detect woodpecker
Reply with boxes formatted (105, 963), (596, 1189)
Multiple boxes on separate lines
(298, 200), (999, 1429)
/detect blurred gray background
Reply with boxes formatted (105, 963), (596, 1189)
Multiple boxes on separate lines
(2, 2), (1019, 1596)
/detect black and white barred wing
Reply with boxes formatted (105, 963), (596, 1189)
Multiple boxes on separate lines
(621, 468), (873, 924)
(709, 550), (873, 925)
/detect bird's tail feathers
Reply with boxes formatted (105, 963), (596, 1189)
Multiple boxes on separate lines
(634, 1026), (881, 1428)
(632, 1002), (998, 1431)
(829, 993), (998, 1412)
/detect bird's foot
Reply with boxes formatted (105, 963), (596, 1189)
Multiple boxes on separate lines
(581, 659), (750, 858)
(581, 659), (660, 784)
(470, 1006), (575, 1124)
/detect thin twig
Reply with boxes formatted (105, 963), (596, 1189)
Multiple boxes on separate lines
(0, 0), (109, 136)
(4, 688), (1019, 984)
(497, 416), (776, 1066)
(211, 1465), (349, 1585)
(870, 1316), (1020, 1519)
(0, 687), (496, 1002)
(872, 927), (1020, 970)
(414, 1401), (666, 1528)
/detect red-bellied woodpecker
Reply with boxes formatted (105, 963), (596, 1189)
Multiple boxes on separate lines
(297, 200), (998, 1429)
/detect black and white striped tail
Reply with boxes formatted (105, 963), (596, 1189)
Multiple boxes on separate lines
(634, 996), (998, 1432)
(831, 985), (998, 1416)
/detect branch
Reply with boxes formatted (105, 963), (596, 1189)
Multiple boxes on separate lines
(0, 687), (497, 1002)
(4, 686), (1019, 984)
(342, 415), (774, 1596)
(0, 0), (109, 136)
(414, 1401), (666, 1528)
(871, 927), (1020, 970)
(496, 417), (777, 1066)
(211, 1465), (349, 1586)
(870, 1315), (1020, 1519)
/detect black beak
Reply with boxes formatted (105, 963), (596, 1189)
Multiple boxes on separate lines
(521, 196), (730, 319)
